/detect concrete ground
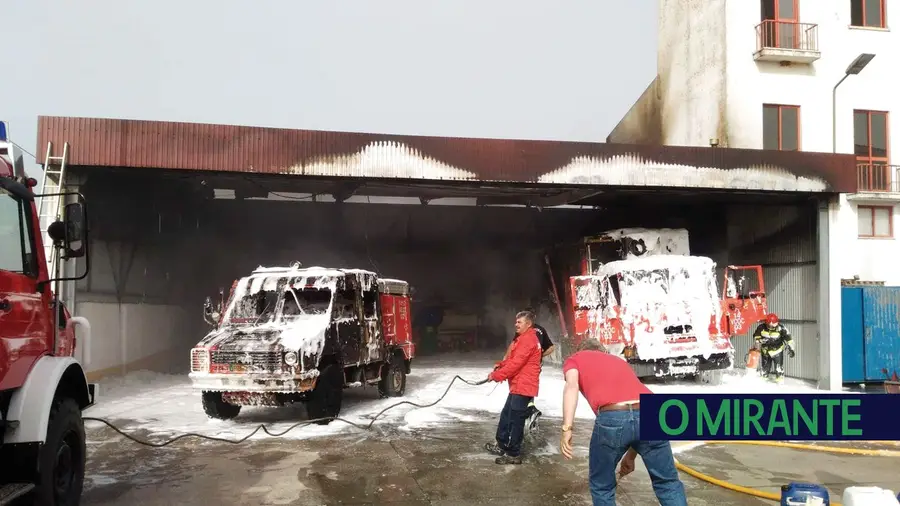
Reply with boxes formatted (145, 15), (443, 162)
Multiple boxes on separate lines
(75, 415), (900, 506)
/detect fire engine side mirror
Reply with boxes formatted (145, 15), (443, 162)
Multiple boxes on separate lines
(62, 202), (86, 258)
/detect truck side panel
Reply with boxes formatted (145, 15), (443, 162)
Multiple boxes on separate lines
(380, 293), (414, 360)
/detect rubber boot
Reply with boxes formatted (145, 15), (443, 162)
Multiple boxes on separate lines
(526, 402), (542, 433)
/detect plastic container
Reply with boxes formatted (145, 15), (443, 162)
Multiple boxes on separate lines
(841, 486), (899, 506)
(781, 482), (830, 505)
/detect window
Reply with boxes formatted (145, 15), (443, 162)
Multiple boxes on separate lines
(851, 0), (886, 28)
(760, 0), (797, 21)
(855, 110), (890, 161)
(763, 104), (800, 151)
(858, 205), (892, 238)
(855, 110), (890, 190)
(0, 189), (27, 273)
(760, 0), (799, 49)
(362, 290), (377, 318)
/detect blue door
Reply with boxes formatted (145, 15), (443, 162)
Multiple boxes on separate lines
(862, 287), (900, 381)
(841, 287), (865, 383)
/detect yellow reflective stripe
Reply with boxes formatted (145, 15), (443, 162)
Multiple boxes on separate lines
(765, 345), (784, 355)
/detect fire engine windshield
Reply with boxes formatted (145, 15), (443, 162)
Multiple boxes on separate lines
(615, 264), (717, 313)
(281, 288), (333, 318)
(226, 289), (281, 325)
(222, 275), (338, 326)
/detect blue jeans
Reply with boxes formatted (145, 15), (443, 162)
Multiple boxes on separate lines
(495, 393), (532, 457)
(589, 409), (687, 506)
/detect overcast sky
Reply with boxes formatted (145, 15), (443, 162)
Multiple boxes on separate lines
(3, 0), (657, 177)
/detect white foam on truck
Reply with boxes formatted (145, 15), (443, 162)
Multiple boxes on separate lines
(602, 227), (691, 258)
(595, 255), (722, 361)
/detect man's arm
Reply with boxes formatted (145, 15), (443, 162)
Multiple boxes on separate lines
(562, 368), (579, 427)
(542, 344), (556, 358)
(782, 325), (795, 356)
(490, 339), (530, 382)
(752, 324), (764, 343)
(781, 325), (793, 344)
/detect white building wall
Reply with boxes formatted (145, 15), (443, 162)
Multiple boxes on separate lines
(723, 0), (898, 155)
(73, 301), (190, 379)
(608, 0), (900, 387)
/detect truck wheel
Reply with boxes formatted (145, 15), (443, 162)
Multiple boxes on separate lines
(34, 397), (85, 506)
(306, 364), (343, 425)
(201, 391), (241, 420)
(378, 359), (406, 398)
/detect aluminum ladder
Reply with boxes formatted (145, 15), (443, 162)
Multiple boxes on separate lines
(37, 141), (69, 280)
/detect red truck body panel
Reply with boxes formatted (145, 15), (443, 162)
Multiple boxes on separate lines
(0, 186), (66, 391)
(380, 292), (414, 360)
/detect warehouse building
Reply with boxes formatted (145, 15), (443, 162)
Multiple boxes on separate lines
(35, 115), (855, 390)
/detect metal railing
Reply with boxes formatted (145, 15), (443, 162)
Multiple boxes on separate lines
(857, 164), (900, 192)
(756, 20), (819, 52)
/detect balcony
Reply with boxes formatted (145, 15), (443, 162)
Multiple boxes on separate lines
(856, 164), (900, 194)
(754, 20), (821, 64)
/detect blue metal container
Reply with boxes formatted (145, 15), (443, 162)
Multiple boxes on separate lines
(841, 286), (900, 383)
(781, 482), (830, 505)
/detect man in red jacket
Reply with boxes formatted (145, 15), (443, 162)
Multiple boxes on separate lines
(484, 310), (543, 465)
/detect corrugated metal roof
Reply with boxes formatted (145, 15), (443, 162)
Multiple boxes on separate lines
(36, 116), (859, 193)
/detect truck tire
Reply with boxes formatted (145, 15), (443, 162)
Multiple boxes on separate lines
(378, 359), (406, 398)
(306, 364), (343, 425)
(201, 391), (241, 420)
(34, 396), (85, 506)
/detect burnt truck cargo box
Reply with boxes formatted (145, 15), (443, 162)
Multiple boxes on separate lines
(189, 264), (414, 423)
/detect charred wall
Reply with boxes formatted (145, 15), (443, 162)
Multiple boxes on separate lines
(607, 0), (728, 147)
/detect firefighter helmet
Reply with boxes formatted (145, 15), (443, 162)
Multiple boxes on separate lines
(766, 313), (779, 326)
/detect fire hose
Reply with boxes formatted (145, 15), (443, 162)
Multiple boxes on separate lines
(671, 440), (900, 505)
(82, 375), (490, 447)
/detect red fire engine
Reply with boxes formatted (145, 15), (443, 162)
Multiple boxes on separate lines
(550, 228), (768, 380)
(1, 122), (95, 505)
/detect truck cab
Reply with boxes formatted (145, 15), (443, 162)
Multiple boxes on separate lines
(560, 227), (767, 380)
(1, 123), (95, 505)
(189, 265), (414, 423)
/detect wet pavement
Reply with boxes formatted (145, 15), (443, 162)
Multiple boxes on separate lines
(75, 415), (900, 506)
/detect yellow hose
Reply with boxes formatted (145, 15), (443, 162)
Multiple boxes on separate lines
(672, 440), (900, 505)
(703, 440), (900, 457)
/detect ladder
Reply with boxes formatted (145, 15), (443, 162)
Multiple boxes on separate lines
(37, 141), (69, 281)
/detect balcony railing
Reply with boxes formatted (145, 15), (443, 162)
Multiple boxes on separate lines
(857, 164), (900, 192)
(754, 20), (821, 63)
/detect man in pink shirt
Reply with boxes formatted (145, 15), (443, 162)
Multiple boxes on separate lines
(559, 339), (687, 506)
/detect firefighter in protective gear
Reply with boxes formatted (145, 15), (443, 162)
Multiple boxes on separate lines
(752, 313), (795, 383)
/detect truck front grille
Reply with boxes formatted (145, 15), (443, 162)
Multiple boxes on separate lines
(210, 350), (282, 373)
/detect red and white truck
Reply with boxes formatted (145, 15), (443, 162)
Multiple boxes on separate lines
(557, 228), (768, 380)
(1, 123), (95, 505)
(190, 265), (414, 423)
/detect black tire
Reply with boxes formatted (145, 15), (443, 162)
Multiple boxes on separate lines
(306, 364), (344, 425)
(378, 358), (407, 398)
(34, 397), (85, 506)
(201, 391), (241, 420)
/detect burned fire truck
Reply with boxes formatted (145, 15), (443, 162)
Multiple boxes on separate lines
(556, 228), (768, 380)
(189, 265), (414, 422)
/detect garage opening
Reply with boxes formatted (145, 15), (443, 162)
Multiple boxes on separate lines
(71, 167), (821, 383)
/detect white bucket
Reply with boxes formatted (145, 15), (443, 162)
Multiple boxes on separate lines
(842, 486), (899, 506)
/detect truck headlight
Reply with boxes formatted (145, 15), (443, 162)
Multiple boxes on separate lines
(284, 351), (299, 366)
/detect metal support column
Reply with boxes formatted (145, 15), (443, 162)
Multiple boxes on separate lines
(817, 195), (843, 391)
